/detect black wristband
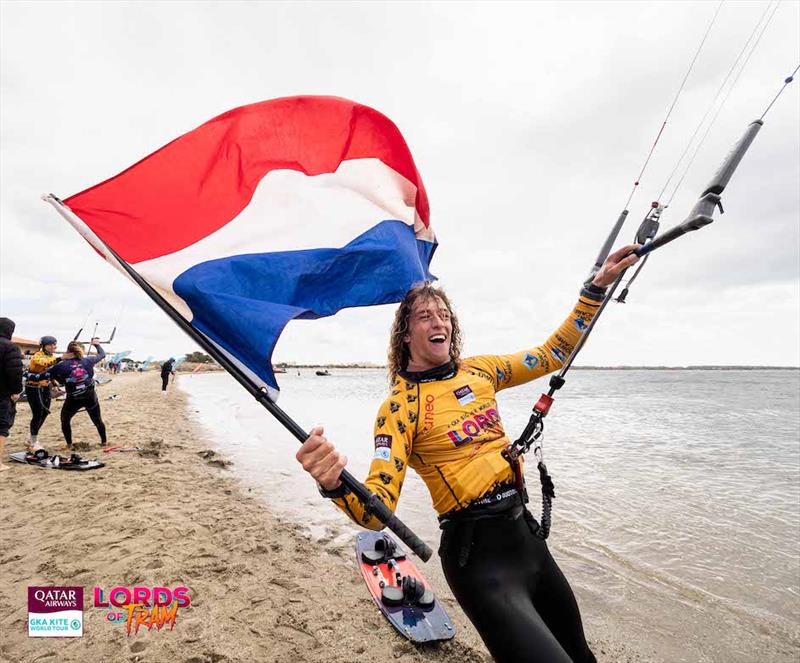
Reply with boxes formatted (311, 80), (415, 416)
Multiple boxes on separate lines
(583, 281), (606, 295)
(580, 278), (607, 301)
(318, 482), (350, 499)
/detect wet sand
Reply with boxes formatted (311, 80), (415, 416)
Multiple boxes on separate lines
(0, 371), (644, 663)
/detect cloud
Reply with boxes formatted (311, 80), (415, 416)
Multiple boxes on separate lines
(1, 1), (798, 367)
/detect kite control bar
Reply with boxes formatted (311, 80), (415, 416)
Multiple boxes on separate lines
(512, 117), (765, 459)
(616, 119), (763, 302)
(74, 321), (116, 345)
(636, 120), (762, 258)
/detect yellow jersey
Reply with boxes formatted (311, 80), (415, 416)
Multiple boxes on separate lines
(333, 291), (602, 527)
(26, 351), (58, 388)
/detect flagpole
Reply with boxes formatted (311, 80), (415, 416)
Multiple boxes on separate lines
(42, 194), (434, 562)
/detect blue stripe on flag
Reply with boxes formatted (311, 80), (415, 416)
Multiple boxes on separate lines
(173, 220), (436, 392)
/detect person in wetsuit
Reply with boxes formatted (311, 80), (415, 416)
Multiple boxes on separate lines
(296, 245), (639, 663)
(24, 335), (59, 450)
(160, 358), (175, 392)
(28, 338), (107, 449)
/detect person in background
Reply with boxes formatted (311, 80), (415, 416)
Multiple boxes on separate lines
(24, 335), (59, 451)
(161, 358), (175, 393)
(0, 317), (24, 472)
(27, 338), (107, 449)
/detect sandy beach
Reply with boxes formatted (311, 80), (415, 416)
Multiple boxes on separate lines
(0, 371), (644, 663)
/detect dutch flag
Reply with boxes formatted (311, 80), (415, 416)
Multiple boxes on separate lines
(48, 96), (437, 399)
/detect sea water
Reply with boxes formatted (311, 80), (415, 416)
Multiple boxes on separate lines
(181, 368), (799, 661)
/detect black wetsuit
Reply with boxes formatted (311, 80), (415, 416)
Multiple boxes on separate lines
(439, 496), (596, 663)
(26, 350), (58, 436)
(161, 360), (175, 391)
(25, 385), (51, 435)
(59, 389), (106, 447)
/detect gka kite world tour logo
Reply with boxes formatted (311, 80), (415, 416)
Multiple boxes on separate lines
(28, 586), (83, 637)
(94, 585), (191, 635)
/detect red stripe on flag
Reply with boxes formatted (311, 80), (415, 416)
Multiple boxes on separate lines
(64, 96), (429, 263)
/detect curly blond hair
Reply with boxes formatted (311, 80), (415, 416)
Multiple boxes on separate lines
(387, 283), (462, 383)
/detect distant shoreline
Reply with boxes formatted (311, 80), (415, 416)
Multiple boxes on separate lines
(273, 364), (800, 371)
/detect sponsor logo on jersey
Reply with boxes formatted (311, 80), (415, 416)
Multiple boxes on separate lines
(374, 434), (392, 461)
(447, 408), (501, 446)
(453, 385), (475, 406)
(422, 394), (435, 433)
(522, 353), (539, 370)
(573, 316), (589, 332)
(551, 347), (567, 362)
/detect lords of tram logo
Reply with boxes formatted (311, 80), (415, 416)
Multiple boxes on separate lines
(94, 585), (191, 635)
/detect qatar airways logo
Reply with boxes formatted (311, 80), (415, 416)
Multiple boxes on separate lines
(94, 585), (191, 635)
(28, 586), (83, 637)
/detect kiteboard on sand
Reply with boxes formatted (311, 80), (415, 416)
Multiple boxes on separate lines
(9, 450), (104, 471)
(356, 531), (455, 643)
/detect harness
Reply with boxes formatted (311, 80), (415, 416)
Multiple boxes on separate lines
(438, 481), (531, 567)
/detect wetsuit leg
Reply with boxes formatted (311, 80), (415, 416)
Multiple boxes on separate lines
(26, 386), (43, 435)
(40, 388), (52, 432)
(83, 391), (107, 445)
(440, 512), (595, 663)
(161, 374), (169, 391)
(27, 387), (51, 435)
(532, 539), (597, 663)
(60, 397), (81, 447)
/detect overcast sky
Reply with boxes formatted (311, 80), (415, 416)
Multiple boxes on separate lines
(1, 1), (798, 367)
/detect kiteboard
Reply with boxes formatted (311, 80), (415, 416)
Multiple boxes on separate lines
(9, 450), (105, 471)
(356, 531), (455, 643)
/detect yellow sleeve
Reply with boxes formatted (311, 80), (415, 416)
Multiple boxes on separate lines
(28, 352), (58, 374)
(467, 293), (602, 392)
(332, 395), (414, 530)
(27, 352), (59, 386)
